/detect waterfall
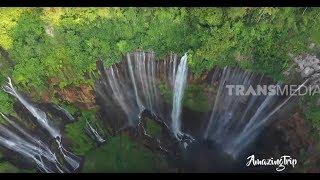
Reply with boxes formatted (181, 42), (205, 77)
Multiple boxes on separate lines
(226, 78), (310, 157)
(98, 52), (174, 126)
(171, 53), (188, 139)
(96, 51), (301, 159)
(85, 119), (106, 144)
(3, 77), (60, 138)
(0, 50), (309, 172)
(0, 114), (65, 173)
(97, 52), (191, 139)
(96, 52), (196, 147)
(203, 67), (303, 158)
(0, 78), (80, 172)
(51, 104), (75, 122)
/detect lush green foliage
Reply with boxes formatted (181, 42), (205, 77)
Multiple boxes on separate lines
(302, 94), (320, 132)
(0, 161), (35, 173)
(0, 162), (20, 173)
(64, 110), (100, 155)
(82, 135), (168, 172)
(0, 8), (318, 109)
(1, 7), (318, 98)
(145, 118), (162, 137)
(0, 7), (320, 172)
(0, 76), (13, 114)
(188, 7), (320, 79)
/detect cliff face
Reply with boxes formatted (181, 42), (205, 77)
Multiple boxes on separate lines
(278, 111), (315, 154)
(36, 59), (320, 172)
(259, 108), (320, 172)
(279, 54), (320, 172)
(40, 84), (96, 110)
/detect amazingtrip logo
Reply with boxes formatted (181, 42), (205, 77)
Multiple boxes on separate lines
(225, 84), (320, 96)
(246, 155), (298, 172)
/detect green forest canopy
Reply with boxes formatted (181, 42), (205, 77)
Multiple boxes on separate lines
(0, 7), (320, 173)
(0, 7), (319, 113)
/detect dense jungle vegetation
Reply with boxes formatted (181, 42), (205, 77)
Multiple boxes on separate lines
(0, 7), (320, 172)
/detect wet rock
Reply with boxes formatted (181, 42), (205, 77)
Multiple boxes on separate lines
(303, 66), (315, 77)
(52, 104), (75, 122)
(39, 103), (76, 123)
(84, 120), (106, 145)
(294, 54), (320, 78)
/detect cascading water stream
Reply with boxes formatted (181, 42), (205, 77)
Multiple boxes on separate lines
(95, 51), (308, 164)
(99, 52), (188, 128)
(0, 77), (80, 172)
(3, 78), (60, 139)
(85, 119), (106, 144)
(51, 104), (75, 122)
(202, 66), (313, 158)
(97, 52), (192, 138)
(171, 53), (188, 139)
(226, 78), (311, 157)
(96, 52), (194, 144)
(0, 113), (65, 173)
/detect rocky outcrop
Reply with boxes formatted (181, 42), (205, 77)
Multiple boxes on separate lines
(294, 54), (320, 78)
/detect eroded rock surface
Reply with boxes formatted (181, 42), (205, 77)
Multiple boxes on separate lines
(294, 54), (320, 78)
